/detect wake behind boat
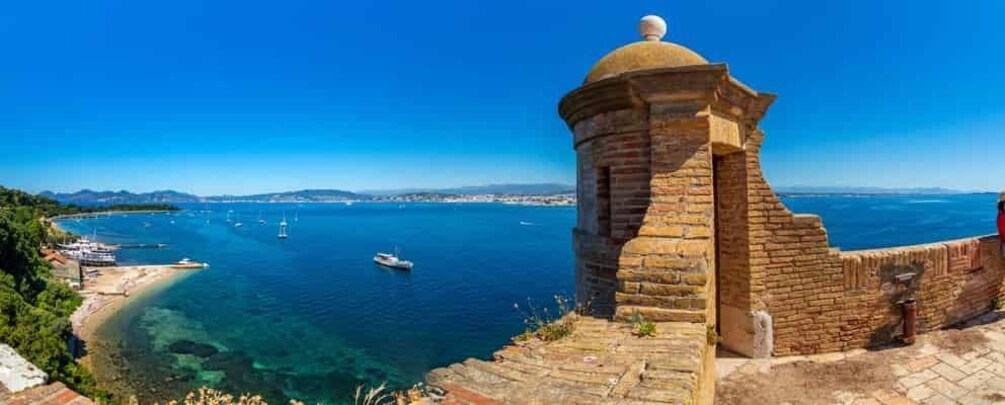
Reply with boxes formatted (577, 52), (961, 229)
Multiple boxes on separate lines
(373, 252), (413, 270)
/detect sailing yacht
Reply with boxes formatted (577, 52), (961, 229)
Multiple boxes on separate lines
(278, 213), (288, 239)
(294, 211), (299, 222)
(258, 211), (266, 225)
(234, 213), (243, 227)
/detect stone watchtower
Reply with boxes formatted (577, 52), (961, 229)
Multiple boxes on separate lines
(559, 15), (775, 356)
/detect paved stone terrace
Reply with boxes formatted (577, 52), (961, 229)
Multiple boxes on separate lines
(717, 311), (1005, 404)
(427, 317), (710, 404)
(0, 383), (93, 405)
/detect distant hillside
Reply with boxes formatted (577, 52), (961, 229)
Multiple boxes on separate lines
(41, 189), (366, 203)
(40, 189), (200, 205)
(41, 184), (576, 204)
(372, 192), (462, 202)
(205, 189), (367, 202)
(363, 183), (575, 196)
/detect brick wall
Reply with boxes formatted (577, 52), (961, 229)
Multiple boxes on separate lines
(734, 129), (1005, 355)
(560, 65), (1004, 362)
(833, 236), (1004, 351)
(573, 108), (651, 317)
(612, 102), (717, 324)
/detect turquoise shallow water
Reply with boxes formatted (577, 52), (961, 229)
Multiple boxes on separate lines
(64, 203), (575, 403)
(58, 195), (1000, 403)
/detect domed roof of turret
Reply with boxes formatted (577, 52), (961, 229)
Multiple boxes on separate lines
(585, 15), (708, 83)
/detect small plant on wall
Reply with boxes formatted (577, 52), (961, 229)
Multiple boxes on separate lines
(513, 295), (579, 342)
(629, 311), (657, 338)
(706, 323), (721, 345)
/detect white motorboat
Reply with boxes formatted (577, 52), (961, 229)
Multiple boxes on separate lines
(373, 251), (413, 270)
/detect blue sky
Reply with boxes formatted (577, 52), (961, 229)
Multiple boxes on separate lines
(2, 0), (1004, 195)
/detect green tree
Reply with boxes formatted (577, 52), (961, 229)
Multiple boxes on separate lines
(0, 187), (106, 399)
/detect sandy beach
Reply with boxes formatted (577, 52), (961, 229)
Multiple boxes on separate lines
(71, 265), (195, 355)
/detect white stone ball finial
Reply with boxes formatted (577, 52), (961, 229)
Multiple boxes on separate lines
(639, 15), (667, 42)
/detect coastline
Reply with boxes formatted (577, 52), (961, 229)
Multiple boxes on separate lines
(71, 265), (194, 367)
(51, 209), (174, 221)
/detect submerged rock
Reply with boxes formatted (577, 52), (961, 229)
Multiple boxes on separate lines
(203, 351), (254, 372)
(167, 340), (219, 358)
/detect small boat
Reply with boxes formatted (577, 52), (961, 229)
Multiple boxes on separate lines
(373, 251), (413, 271)
(257, 211), (266, 225)
(172, 258), (209, 269)
(143, 222), (152, 228)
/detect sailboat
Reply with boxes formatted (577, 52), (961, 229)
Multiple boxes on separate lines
(258, 211), (266, 225)
(278, 213), (288, 239)
(234, 213), (243, 228)
(294, 211), (299, 223)
(226, 211), (232, 223)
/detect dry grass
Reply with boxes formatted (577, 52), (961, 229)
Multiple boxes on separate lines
(158, 387), (273, 405)
(159, 384), (427, 405)
(716, 357), (897, 405)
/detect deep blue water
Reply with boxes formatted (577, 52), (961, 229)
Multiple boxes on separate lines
(781, 193), (999, 250)
(57, 194), (1000, 403)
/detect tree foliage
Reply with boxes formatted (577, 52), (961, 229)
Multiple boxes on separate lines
(0, 187), (104, 398)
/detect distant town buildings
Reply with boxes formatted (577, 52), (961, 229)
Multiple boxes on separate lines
(374, 193), (575, 206)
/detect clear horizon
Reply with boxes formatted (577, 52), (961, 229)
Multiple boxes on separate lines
(3, 0), (1005, 195)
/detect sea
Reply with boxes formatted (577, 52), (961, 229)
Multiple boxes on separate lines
(57, 193), (1000, 403)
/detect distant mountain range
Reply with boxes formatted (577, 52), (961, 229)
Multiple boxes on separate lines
(39, 189), (201, 204)
(38, 183), (575, 204)
(41, 184), (986, 205)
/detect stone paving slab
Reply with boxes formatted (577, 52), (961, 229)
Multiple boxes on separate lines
(717, 311), (1005, 405)
(428, 317), (710, 404)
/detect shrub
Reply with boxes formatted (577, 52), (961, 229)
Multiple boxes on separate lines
(163, 387), (270, 405)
